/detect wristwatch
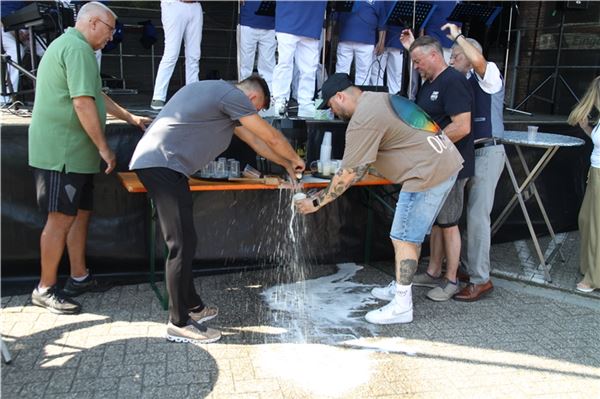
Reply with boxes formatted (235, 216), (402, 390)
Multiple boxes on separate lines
(312, 197), (320, 208)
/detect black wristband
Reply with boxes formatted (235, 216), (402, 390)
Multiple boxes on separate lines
(453, 33), (464, 43)
(312, 197), (320, 208)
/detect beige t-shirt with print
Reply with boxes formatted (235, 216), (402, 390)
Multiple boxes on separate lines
(342, 92), (464, 192)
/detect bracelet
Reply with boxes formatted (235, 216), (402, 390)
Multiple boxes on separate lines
(453, 33), (464, 43)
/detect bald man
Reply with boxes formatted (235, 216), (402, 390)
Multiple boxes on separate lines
(28, 2), (151, 314)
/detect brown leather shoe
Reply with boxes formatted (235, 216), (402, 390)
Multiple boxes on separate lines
(453, 281), (493, 302)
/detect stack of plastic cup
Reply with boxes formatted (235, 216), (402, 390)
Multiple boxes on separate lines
(320, 131), (332, 176)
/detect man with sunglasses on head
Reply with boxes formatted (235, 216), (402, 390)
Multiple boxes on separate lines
(28, 2), (151, 315)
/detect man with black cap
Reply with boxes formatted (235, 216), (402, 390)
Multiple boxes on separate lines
(295, 73), (464, 324)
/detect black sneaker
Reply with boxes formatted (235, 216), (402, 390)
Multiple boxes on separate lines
(31, 286), (81, 314)
(62, 274), (112, 297)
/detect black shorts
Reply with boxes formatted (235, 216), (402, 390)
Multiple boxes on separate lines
(33, 168), (94, 216)
(434, 177), (468, 228)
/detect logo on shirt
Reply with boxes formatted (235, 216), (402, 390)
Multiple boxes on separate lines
(430, 91), (439, 101)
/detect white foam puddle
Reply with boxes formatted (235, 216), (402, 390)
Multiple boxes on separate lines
(256, 343), (374, 397)
(262, 262), (380, 341)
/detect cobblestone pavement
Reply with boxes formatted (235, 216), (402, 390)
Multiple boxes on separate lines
(2, 250), (599, 398)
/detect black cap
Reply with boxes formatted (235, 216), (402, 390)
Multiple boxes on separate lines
(317, 73), (353, 109)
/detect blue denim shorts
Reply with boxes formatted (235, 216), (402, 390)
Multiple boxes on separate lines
(390, 174), (457, 244)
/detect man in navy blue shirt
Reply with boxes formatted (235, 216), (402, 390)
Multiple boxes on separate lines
(401, 32), (474, 302)
(335, 0), (387, 86)
(238, 1), (276, 95)
(271, 1), (327, 118)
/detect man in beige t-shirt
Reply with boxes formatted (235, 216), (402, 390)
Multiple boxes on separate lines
(296, 73), (463, 325)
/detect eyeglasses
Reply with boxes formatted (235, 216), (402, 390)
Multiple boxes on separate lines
(97, 19), (116, 35)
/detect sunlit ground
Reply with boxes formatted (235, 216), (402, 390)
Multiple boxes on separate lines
(2, 306), (600, 398)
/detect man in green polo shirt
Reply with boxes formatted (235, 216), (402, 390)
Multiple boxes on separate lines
(28, 2), (151, 314)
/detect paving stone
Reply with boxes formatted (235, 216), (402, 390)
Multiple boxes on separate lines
(1, 247), (598, 398)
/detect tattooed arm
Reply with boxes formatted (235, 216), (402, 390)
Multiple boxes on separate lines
(295, 164), (369, 214)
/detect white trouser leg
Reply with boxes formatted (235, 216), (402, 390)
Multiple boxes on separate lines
(335, 41), (353, 75)
(353, 43), (374, 86)
(294, 36), (319, 106)
(386, 47), (404, 95)
(152, 2), (187, 101)
(1, 27), (19, 102)
(183, 2), (202, 85)
(371, 50), (388, 86)
(256, 28), (276, 92)
(239, 25), (259, 81)
(272, 32), (299, 102)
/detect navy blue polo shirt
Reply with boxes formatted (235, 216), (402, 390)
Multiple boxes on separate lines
(416, 67), (474, 179)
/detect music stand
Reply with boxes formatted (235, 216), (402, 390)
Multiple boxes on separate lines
(385, 1), (436, 31)
(255, 1), (275, 17)
(447, 3), (502, 28)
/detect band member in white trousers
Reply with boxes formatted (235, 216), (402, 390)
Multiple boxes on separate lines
(151, 0), (202, 110)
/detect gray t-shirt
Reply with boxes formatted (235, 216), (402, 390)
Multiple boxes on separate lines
(129, 80), (256, 176)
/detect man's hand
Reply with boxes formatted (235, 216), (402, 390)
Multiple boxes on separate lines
(441, 23), (461, 42)
(99, 147), (116, 174)
(291, 157), (306, 175)
(400, 29), (415, 50)
(129, 114), (152, 132)
(295, 197), (319, 215)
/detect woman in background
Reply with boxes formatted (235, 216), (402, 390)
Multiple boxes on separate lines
(567, 75), (600, 293)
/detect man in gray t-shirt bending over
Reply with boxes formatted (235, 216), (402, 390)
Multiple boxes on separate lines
(129, 76), (304, 344)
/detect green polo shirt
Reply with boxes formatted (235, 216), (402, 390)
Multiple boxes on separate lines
(28, 27), (106, 173)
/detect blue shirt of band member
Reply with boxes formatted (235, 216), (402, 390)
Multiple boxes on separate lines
(337, 0), (387, 45)
(422, 1), (458, 48)
(275, 1), (327, 40)
(240, 0), (275, 30)
(416, 67), (474, 179)
(1, 1), (26, 19)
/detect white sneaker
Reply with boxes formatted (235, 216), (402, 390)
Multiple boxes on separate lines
(365, 296), (413, 324)
(297, 103), (316, 118)
(371, 280), (396, 301)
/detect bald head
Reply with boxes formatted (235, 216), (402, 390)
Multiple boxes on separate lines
(76, 1), (116, 22)
(75, 2), (117, 51)
(77, 1), (117, 22)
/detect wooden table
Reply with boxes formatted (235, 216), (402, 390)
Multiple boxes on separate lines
(117, 172), (393, 307)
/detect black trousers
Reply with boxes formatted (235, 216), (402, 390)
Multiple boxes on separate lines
(135, 167), (203, 326)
